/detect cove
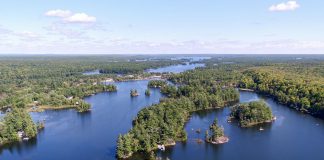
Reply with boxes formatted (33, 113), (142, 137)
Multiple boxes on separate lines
(0, 80), (163, 160)
(1, 61), (324, 160)
(157, 91), (324, 160)
(0, 62), (203, 160)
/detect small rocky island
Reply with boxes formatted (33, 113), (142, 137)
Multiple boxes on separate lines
(205, 118), (229, 144)
(130, 89), (139, 97)
(230, 100), (274, 127)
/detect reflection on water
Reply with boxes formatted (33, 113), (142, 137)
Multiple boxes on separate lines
(0, 80), (164, 160)
(156, 91), (324, 160)
(2, 60), (324, 160)
(0, 133), (38, 155)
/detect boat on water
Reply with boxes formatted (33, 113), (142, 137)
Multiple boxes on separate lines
(157, 145), (165, 151)
(23, 137), (29, 141)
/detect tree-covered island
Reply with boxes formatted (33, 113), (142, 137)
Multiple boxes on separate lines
(205, 118), (229, 144)
(0, 55), (182, 146)
(230, 100), (274, 127)
(117, 68), (240, 159)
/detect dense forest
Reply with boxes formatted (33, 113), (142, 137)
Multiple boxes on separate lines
(117, 67), (240, 158)
(230, 101), (274, 127)
(239, 67), (324, 118)
(0, 56), (181, 111)
(0, 108), (38, 145)
(0, 54), (323, 154)
(0, 55), (182, 146)
(147, 80), (167, 88)
(117, 56), (324, 159)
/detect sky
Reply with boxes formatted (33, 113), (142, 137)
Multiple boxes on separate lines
(0, 0), (323, 54)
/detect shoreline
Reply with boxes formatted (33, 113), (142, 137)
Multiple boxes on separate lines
(207, 136), (229, 144)
(235, 116), (276, 128)
(238, 88), (254, 92)
(28, 105), (76, 112)
(120, 99), (240, 159)
(239, 88), (324, 119)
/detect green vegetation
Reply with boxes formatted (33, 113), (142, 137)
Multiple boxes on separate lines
(205, 118), (228, 144)
(0, 55), (179, 112)
(0, 108), (37, 145)
(36, 121), (45, 130)
(147, 80), (167, 88)
(0, 54), (323, 155)
(202, 55), (323, 119)
(145, 89), (151, 96)
(76, 101), (91, 112)
(239, 68), (324, 118)
(99, 61), (181, 74)
(117, 67), (240, 158)
(231, 101), (273, 127)
(0, 55), (181, 147)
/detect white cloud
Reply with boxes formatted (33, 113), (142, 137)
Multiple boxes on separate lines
(45, 10), (96, 23)
(269, 1), (300, 12)
(64, 13), (96, 23)
(45, 9), (72, 18)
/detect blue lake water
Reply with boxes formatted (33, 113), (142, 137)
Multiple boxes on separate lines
(157, 91), (324, 160)
(0, 80), (163, 160)
(146, 63), (205, 73)
(1, 61), (324, 160)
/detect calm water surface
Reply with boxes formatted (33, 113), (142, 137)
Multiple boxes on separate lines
(1, 61), (324, 160)
(146, 63), (205, 73)
(158, 91), (324, 160)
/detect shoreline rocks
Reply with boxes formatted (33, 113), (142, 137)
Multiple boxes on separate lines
(208, 136), (229, 144)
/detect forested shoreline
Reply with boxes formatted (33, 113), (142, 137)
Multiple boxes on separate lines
(230, 101), (274, 127)
(0, 55), (323, 156)
(0, 55), (183, 146)
(117, 67), (240, 159)
(239, 68), (324, 118)
(117, 57), (324, 159)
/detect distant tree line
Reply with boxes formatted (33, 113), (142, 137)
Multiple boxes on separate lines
(239, 69), (324, 118)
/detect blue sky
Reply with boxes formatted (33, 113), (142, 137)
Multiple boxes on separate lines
(0, 0), (323, 54)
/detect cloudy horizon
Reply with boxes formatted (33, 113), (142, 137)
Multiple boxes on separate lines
(0, 0), (323, 54)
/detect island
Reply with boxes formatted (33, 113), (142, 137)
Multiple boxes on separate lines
(145, 89), (151, 96)
(0, 55), (322, 159)
(205, 118), (229, 144)
(0, 56), (185, 148)
(230, 100), (274, 127)
(130, 89), (139, 97)
(116, 72), (240, 159)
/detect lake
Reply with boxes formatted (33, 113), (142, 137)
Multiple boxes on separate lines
(1, 61), (324, 160)
(157, 91), (324, 160)
(0, 80), (163, 160)
(146, 63), (205, 73)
